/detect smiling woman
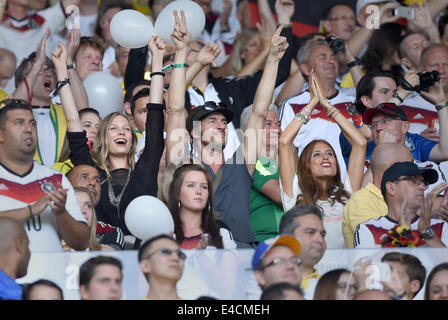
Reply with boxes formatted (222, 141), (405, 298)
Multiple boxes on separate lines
(52, 36), (166, 247)
(279, 72), (366, 248)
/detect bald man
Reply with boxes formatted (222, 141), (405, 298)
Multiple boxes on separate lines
(0, 218), (31, 300)
(342, 143), (413, 248)
(0, 48), (16, 93)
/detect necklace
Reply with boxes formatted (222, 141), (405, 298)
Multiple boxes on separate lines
(107, 168), (131, 217)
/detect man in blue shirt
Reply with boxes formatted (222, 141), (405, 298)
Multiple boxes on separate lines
(340, 70), (448, 168)
(0, 218), (31, 300)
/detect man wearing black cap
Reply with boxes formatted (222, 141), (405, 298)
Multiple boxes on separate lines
(165, 16), (289, 248)
(354, 161), (448, 248)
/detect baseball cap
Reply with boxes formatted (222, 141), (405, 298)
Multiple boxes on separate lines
(362, 102), (408, 125)
(381, 161), (438, 194)
(186, 101), (234, 134)
(356, 0), (396, 15)
(251, 234), (301, 271)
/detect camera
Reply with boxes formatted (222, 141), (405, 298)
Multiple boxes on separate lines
(417, 71), (440, 92)
(327, 36), (345, 53)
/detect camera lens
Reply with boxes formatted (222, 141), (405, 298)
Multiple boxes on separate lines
(418, 70), (440, 91)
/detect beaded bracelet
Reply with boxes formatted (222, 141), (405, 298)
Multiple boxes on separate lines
(161, 63), (188, 71)
(295, 113), (310, 124)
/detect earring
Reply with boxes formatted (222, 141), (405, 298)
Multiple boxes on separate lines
(208, 203), (211, 211)
(178, 201), (181, 209)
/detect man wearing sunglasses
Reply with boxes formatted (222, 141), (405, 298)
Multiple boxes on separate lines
(138, 234), (186, 300)
(354, 161), (448, 248)
(251, 234), (302, 296)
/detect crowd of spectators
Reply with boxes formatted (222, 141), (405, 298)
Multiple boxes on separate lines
(0, 0), (448, 300)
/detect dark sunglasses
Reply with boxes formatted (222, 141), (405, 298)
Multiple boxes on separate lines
(0, 99), (32, 114)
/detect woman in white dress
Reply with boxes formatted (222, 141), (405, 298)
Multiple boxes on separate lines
(279, 71), (367, 248)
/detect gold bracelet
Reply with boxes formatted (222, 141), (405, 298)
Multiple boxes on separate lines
(25, 205), (31, 219)
(327, 108), (340, 118)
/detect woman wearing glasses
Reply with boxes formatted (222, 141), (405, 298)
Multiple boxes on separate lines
(279, 71), (367, 248)
(51, 35), (166, 246)
(167, 164), (236, 250)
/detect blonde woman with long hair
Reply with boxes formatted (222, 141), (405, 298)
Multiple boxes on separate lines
(52, 36), (166, 246)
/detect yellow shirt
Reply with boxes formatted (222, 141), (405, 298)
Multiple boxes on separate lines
(0, 89), (8, 101)
(342, 183), (388, 248)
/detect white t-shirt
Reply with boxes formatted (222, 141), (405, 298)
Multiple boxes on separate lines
(401, 93), (438, 135)
(32, 108), (56, 167)
(279, 174), (352, 249)
(0, 162), (86, 252)
(279, 89), (357, 183)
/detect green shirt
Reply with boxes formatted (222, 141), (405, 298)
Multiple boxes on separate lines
(250, 156), (284, 242)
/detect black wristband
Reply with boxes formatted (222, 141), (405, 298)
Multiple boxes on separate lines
(67, 64), (75, 70)
(347, 57), (361, 68)
(50, 78), (70, 97)
(150, 71), (165, 77)
(393, 92), (404, 103)
(146, 103), (166, 110)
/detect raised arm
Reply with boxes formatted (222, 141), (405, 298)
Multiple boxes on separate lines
(314, 75), (367, 192)
(185, 42), (221, 86)
(166, 10), (191, 164)
(12, 29), (50, 102)
(244, 25), (289, 175)
(65, 27), (89, 110)
(51, 42), (83, 133)
(279, 71), (318, 197)
(423, 81), (448, 162)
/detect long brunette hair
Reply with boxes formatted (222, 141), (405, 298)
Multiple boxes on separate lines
(167, 164), (224, 248)
(296, 139), (349, 206)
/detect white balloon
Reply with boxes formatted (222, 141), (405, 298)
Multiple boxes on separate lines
(110, 9), (154, 48)
(154, 0), (206, 44)
(125, 196), (174, 241)
(83, 72), (124, 119)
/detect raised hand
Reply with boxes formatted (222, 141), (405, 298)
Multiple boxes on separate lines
(52, 42), (68, 70)
(421, 80), (446, 106)
(36, 28), (51, 68)
(269, 24), (289, 61)
(149, 35), (167, 60)
(379, 2), (400, 24)
(66, 27), (80, 63)
(308, 70), (320, 107)
(171, 10), (191, 51)
(196, 42), (221, 67)
(311, 72), (331, 110)
(275, 0), (295, 25)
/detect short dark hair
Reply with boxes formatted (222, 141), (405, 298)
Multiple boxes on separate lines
(22, 279), (64, 300)
(279, 205), (323, 234)
(354, 70), (397, 115)
(138, 234), (178, 262)
(381, 252), (426, 298)
(79, 107), (100, 120)
(260, 282), (304, 300)
(0, 99), (33, 130)
(15, 51), (55, 88)
(124, 80), (152, 115)
(424, 262), (448, 300)
(79, 256), (123, 287)
(66, 164), (99, 183)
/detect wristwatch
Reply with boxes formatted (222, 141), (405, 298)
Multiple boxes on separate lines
(420, 227), (435, 240)
(435, 101), (448, 111)
(67, 63), (76, 70)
